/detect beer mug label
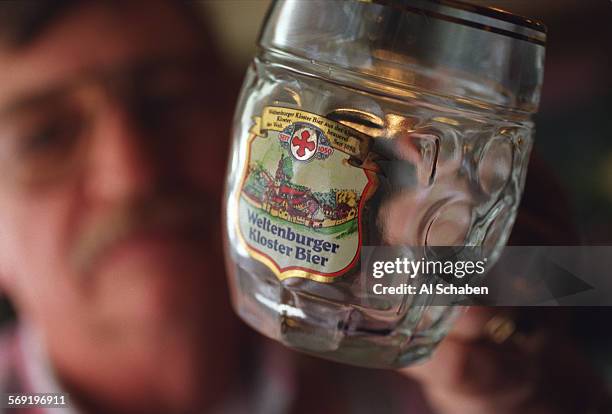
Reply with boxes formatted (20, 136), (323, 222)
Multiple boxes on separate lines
(236, 106), (375, 282)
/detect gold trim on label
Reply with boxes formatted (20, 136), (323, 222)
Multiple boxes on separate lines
(236, 106), (377, 283)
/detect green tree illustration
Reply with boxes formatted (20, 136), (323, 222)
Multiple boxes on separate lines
(282, 155), (294, 181)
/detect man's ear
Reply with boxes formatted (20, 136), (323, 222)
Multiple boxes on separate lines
(0, 264), (16, 298)
(0, 247), (22, 313)
(0, 271), (17, 324)
(0, 270), (7, 294)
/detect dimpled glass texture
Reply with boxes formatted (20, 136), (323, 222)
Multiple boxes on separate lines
(223, 0), (546, 368)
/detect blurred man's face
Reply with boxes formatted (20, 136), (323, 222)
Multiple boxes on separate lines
(0, 2), (230, 344)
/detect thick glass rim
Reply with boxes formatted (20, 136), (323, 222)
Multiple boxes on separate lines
(364, 0), (547, 46)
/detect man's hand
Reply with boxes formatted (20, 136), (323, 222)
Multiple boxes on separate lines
(400, 307), (611, 414)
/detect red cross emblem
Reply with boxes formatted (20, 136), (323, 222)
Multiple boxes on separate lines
(290, 126), (318, 161)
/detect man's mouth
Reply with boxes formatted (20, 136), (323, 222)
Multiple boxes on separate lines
(93, 226), (203, 272)
(69, 196), (217, 278)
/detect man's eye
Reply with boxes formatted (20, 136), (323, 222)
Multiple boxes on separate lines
(25, 126), (63, 151)
(20, 118), (82, 157)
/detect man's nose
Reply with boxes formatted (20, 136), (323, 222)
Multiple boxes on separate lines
(85, 106), (163, 201)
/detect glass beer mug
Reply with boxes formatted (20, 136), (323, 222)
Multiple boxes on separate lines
(223, 0), (546, 368)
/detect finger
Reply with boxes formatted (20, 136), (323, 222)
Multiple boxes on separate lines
(448, 307), (523, 342)
(400, 337), (536, 399)
(446, 306), (496, 341)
